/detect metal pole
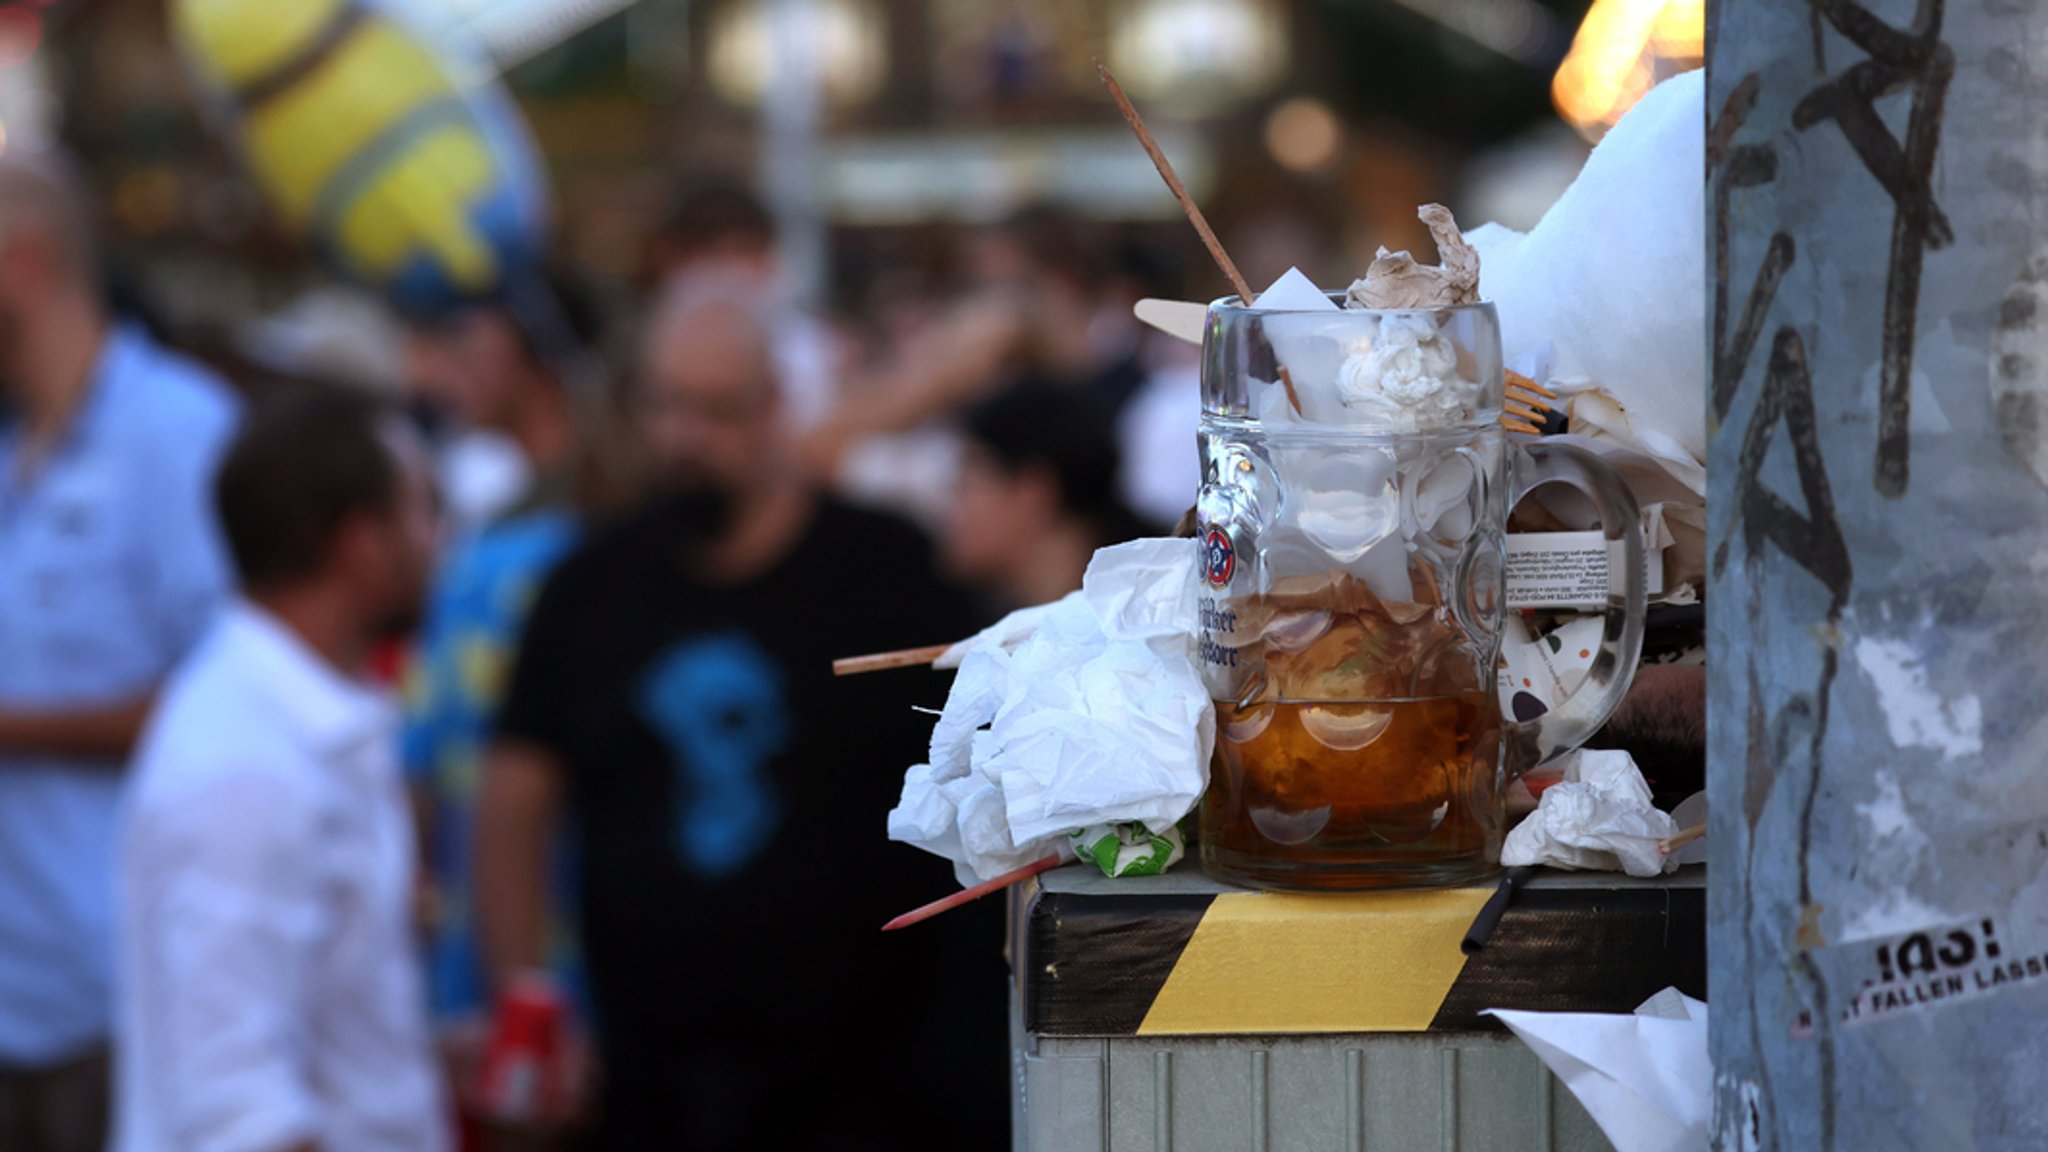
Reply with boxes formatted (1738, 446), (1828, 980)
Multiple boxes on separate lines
(763, 0), (827, 309)
(1710, 3), (2048, 1148)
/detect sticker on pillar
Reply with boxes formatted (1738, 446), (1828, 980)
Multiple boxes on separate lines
(1793, 914), (2048, 1036)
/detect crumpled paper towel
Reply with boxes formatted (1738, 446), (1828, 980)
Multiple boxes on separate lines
(1469, 70), (1706, 594)
(1487, 989), (1709, 1152)
(1346, 203), (1481, 309)
(1500, 748), (1679, 877)
(1249, 268), (1347, 427)
(934, 597), (1067, 670)
(1468, 69), (1704, 474)
(888, 538), (1213, 886)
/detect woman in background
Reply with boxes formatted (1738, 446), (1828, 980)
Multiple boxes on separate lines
(943, 381), (1160, 612)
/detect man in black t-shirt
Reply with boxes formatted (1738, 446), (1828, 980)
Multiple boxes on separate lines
(474, 280), (996, 1150)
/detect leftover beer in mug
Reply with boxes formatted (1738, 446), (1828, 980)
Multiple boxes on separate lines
(1205, 693), (1503, 889)
(1197, 572), (1507, 888)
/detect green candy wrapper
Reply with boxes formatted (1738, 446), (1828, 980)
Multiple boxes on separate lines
(1070, 822), (1186, 878)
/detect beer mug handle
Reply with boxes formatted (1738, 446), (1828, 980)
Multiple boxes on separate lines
(1498, 441), (1647, 775)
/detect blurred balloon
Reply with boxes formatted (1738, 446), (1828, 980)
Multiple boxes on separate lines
(171, 0), (548, 318)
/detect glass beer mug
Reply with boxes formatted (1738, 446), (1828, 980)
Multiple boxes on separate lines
(1193, 298), (1646, 889)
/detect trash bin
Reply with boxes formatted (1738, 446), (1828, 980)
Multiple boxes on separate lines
(1008, 865), (1705, 1151)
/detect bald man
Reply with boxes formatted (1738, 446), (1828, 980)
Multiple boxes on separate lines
(0, 154), (239, 1149)
(474, 282), (999, 1150)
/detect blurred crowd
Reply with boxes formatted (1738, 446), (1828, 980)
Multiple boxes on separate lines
(0, 146), (1200, 1151)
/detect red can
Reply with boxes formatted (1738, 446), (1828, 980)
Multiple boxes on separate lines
(476, 972), (563, 1123)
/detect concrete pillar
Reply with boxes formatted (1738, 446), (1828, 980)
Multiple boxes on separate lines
(1710, 3), (2048, 1148)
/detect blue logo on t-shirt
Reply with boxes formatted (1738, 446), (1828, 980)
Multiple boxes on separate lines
(637, 632), (791, 879)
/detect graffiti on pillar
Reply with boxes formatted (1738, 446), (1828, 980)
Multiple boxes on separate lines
(1713, 2), (1956, 855)
(1792, 0), (1955, 498)
(1710, 73), (1790, 427)
(1712, 6), (1953, 1145)
(1729, 332), (1853, 611)
(1711, 66), (1852, 624)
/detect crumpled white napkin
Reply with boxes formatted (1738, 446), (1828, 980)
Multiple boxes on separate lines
(888, 539), (1214, 886)
(1255, 266), (1336, 312)
(1501, 748), (1679, 877)
(1468, 69), (1705, 476)
(1469, 70), (1706, 596)
(1487, 989), (1710, 1152)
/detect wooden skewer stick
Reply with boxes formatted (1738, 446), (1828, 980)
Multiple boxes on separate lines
(1660, 821), (1707, 856)
(1505, 400), (1545, 422)
(1276, 366), (1306, 416)
(833, 643), (953, 677)
(1097, 60), (1305, 418)
(1099, 61), (1252, 304)
(1507, 370), (1558, 399)
(1502, 419), (1542, 436)
(882, 853), (1066, 931)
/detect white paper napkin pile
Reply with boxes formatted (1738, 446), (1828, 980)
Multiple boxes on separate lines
(888, 539), (1214, 885)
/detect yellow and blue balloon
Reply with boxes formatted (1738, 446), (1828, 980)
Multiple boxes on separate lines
(172, 0), (548, 317)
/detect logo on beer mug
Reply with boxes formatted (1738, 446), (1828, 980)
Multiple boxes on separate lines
(1201, 527), (1236, 588)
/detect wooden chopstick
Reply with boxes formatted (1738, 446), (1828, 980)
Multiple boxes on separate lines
(1098, 60), (1252, 306)
(1660, 821), (1706, 855)
(832, 643), (953, 677)
(882, 853), (1066, 931)
(1098, 60), (1306, 420)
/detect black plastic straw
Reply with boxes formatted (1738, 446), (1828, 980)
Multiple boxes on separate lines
(1462, 866), (1536, 955)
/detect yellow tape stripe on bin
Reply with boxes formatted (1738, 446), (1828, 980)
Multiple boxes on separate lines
(1137, 888), (1493, 1035)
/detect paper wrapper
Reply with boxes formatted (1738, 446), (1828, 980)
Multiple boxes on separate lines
(1070, 822), (1187, 878)
(1487, 989), (1710, 1152)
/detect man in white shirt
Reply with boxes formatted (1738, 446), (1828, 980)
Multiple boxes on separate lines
(115, 386), (448, 1152)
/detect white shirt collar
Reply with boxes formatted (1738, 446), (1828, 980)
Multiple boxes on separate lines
(216, 600), (396, 753)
